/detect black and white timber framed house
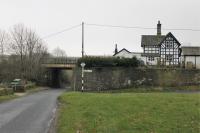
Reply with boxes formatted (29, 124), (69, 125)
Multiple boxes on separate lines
(141, 21), (182, 66)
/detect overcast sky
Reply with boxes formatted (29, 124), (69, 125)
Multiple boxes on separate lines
(0, 0), (200, 56)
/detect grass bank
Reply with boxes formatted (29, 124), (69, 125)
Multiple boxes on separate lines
(98, 85), (200, 93)
(0, 95), (17, 103)
(0, 88), (16, 103)
(57, 92), (200, 133)
(0, 86), (48, 103)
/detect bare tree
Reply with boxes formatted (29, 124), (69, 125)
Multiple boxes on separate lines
(10, 24), (48, 80)
(52, 46), (66, 57)
(10, 24), (27, 78)
(0, 24), (48, 83)
(25, 31), (48, 80)
(52, 47), (67, 64)
(0, 30), (9, 58)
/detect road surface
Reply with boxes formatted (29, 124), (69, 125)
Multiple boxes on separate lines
(0, 89), (64, 133)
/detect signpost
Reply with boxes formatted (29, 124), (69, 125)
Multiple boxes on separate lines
(84, 70), (92, 73)
(80, 62), (92, 92)
(80, 62), (85, 92)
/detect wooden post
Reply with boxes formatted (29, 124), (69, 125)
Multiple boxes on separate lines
(82, 22), (84, 58)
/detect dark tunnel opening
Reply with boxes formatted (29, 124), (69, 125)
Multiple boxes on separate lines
(46, 68), (73, 89)
(51, 69), (61, 88)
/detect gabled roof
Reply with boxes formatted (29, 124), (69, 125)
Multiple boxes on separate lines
(113, 48), (131, 56)
(141, 35), (165, 47)
(141, 32), (181, 47)
(159, 32), (181, 46)
(181, 46), (200, 56)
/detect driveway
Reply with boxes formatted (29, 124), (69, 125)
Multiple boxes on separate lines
(0, 89), (64, 133)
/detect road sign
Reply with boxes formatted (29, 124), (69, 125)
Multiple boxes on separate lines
(80, 62), (86, 67)
(84, 70), (92, 73)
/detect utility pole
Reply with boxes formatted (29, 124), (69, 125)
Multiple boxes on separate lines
(82, 22), (84, 58)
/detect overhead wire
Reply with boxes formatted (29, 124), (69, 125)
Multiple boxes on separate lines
(86, 23), (156, 30)
(85, 23), (200, 32)
(41, 22), (200, 39)
(42, 24), (81, 39)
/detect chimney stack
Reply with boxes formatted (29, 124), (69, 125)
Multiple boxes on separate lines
(157, 21), (161, 36)
(114, 44), (118, 54)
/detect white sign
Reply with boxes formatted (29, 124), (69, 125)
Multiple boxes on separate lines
(80, 62), (86, 67)
(84, 70), (93, 73)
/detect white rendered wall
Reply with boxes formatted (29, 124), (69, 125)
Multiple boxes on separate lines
(114, 50), (133, 58)
(196, 56), (200, 69)
(182, 56), (200, 69)
(145, 57), (159, 65)
(114, 50), (146, 64)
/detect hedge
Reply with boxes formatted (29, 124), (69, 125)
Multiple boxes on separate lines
(77, 56), (140, 68)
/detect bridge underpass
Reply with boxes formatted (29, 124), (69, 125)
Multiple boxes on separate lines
(49, 68), (73, 88)
(42, 57), (78, 88)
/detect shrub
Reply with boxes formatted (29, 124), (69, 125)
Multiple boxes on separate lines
(25, 82), (36, 90)
(77, 56), (139, 68)
(0, 88), (14, 96)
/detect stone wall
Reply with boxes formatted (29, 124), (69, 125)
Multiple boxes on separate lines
(72, 67), (200, 91)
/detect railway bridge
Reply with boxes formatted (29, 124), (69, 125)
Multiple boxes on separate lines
(42, 57), (79, 88)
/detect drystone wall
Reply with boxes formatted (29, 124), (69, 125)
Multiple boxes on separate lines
(72, 67), (200, 91)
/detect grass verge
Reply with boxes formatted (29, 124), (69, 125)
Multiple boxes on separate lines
(57, 92), (200, 133)
(0, 95), (17, 103)
(99, 85), (200, 93)
(0, 87), (48, 103)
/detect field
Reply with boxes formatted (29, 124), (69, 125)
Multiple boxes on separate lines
(57, 92), (200, 133)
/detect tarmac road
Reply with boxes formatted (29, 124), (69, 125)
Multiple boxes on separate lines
(0, 89), (64, 133)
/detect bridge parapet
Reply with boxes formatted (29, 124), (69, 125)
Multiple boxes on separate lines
(42, 57), (79, 69)
(42, 57), (79, 64)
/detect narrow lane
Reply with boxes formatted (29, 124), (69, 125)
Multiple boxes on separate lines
(0, 89), (64, 133)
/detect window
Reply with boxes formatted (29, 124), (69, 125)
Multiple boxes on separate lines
(148, 56), (154, 61)
(166, 43), (173, 49)
(144, 46), (160, 54)
(166, 55), (173, 61)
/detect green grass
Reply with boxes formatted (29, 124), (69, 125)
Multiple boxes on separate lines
(100, 85), (200, 93)
(0, 88), (16, 103)
(0, 86), (43, 103)
(0, 95), (17, 103)
(57, 92), (200, 133)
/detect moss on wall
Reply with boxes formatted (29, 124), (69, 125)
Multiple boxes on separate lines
(72, 68), (200, 91)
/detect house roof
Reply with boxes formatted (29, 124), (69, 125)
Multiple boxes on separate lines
(181, 46), (200, 56)
(141, 32), (181, 47)
(113, 48), (131, 56)
(159, 32), (181, 46)
(141, 35), (165, 46)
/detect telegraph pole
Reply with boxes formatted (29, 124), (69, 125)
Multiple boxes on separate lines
(82, 22), (84, 58)
(81, 22), (85, 92)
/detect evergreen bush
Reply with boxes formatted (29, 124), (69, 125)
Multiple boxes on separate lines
(77, 56), (140, 68)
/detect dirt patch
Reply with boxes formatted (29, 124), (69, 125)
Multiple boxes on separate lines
(14, 93), (26, 96)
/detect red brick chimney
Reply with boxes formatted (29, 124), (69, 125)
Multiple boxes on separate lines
(157, 21), (161, 36)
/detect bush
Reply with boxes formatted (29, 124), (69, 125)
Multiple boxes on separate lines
(25, 82), (36, 90)
(77, 56), (139, 68)
(0, 88), (13, 96)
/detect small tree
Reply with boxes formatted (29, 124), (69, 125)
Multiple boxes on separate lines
(52, 46), (66, 57)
